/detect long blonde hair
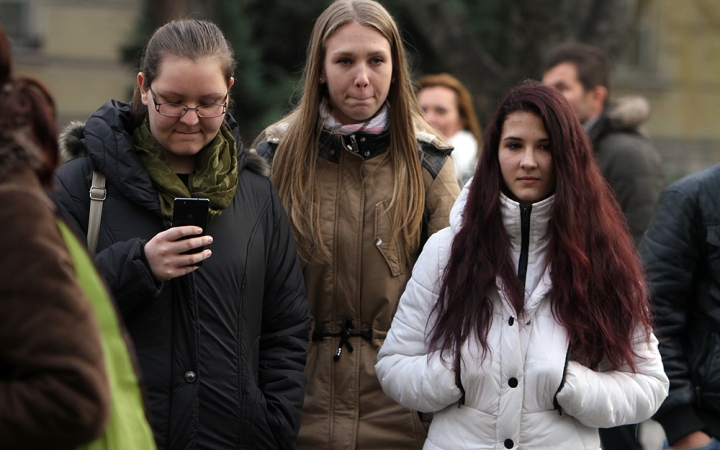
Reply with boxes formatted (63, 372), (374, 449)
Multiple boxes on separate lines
(268, 0), (430, 263)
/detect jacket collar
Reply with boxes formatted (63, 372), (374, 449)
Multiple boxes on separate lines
(319, 127), (391, 162)
(586, 96), (651, 146)
(499, 192), (554, 251)
(447, 180), (554, 240)
(501, 193), (554, 307)
(448, 181), (554, 313)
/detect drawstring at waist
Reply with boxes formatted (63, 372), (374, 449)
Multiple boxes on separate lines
(312, 319), (372, 361)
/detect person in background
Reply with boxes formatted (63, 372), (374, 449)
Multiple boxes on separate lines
(376, 81), (668, 450)
(640, 164), (720, 450)
(0, 26), (155, 449)
(253, 0), (460, 448)
(52, 19), (309, 450)
(417, 73), (482, 187)
(542, 42), (664, 249)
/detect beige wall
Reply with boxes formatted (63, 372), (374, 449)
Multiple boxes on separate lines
(614, 0), (720, 180)
(11, 0), (140, 126)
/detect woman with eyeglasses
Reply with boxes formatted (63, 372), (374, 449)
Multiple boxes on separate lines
(52, 19), (310, 450)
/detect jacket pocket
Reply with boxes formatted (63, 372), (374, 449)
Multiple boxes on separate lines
(250, 390), (284, 449)
(374, 200), (405, 277)
(690, 329), (720, 412)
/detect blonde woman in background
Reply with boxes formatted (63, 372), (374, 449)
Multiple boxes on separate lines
(417, 73), (482, 186)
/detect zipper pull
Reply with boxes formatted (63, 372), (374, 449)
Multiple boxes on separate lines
(349, 134), (360, 153)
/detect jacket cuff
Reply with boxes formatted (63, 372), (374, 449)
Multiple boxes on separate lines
(138, 240), (163, 294)
(654, 404), (706, 445)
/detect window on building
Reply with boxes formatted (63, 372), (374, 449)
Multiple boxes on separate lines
(0, 0), (29, 47)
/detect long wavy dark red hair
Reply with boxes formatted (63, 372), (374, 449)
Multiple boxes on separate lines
(428, 81), (652, 371)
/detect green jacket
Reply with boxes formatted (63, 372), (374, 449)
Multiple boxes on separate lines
(59, 221), (156, 450)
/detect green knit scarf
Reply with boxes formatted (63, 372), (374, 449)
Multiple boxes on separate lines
(133, 118), (238, 222)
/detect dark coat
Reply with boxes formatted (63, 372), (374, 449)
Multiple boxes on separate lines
(0, 169), (109, 449)
(52, 100), (310, 450)
(639, 163), (720, 445)
(588, 99), (665, 247)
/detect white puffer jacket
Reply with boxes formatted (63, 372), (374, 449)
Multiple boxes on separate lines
(376, 182), (669, 450)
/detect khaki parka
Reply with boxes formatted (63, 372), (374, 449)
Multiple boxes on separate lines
(257, 125), (461, 449)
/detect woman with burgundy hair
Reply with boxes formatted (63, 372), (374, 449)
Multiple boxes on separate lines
(376, 81), (668, 449)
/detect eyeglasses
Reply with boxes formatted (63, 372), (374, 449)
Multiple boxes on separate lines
(149, 87), (228, 118)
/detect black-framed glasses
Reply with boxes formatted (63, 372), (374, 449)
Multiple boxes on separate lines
(149, 86), (228, 118)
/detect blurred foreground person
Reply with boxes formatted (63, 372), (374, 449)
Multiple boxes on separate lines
(254, 0), (460, 447)
(52, 19), (309, 449)
(0, 26), (155, 449)
(417, 73), (482, 187)
(377, 82), (668, 449)
(641, 164), (720, 450)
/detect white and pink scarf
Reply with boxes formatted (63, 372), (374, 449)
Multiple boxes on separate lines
(320, 98), (389, 135)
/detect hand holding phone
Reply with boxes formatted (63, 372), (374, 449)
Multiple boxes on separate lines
(143, 198), (212, 280)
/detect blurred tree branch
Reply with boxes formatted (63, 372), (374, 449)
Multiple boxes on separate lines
(390, 0), (639, 119)
(126, 0), (641, 141)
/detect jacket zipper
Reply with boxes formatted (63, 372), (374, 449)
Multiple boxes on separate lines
(349, 134), (360, 154)
(518, 205), (532, 288)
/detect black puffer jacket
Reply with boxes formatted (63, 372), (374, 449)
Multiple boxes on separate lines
(639, 163), (720, 445)
(51, 100), (310, 450)
(588, 97), (665, 247)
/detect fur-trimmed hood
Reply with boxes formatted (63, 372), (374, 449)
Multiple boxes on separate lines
(605, 95), (651, 133)
(59, 120), (87, 162)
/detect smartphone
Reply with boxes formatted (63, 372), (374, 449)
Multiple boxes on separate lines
(172, 198), (210, 264)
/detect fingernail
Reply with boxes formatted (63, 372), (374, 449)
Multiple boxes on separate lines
(196, 227), (203, 234)
(206, 236), (213, 244)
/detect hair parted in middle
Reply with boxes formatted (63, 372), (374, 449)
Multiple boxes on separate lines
(267, 0), (436, 264)
(416, 73), (482, 144)
(428, 80), (652, 372)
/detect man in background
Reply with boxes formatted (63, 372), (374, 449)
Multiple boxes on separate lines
(543, 42), (666, 450)
(543, 42), (664, 248)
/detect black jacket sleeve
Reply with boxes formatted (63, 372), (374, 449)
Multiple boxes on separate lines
(639, 186), (705, 443)
(258, 186), (310, 449)
(51, 160), (161, 319)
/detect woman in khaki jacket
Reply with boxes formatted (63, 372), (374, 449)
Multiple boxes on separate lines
(254, 1), (460, 448)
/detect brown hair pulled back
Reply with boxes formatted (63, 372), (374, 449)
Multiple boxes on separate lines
(130, 19), (236, 124)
